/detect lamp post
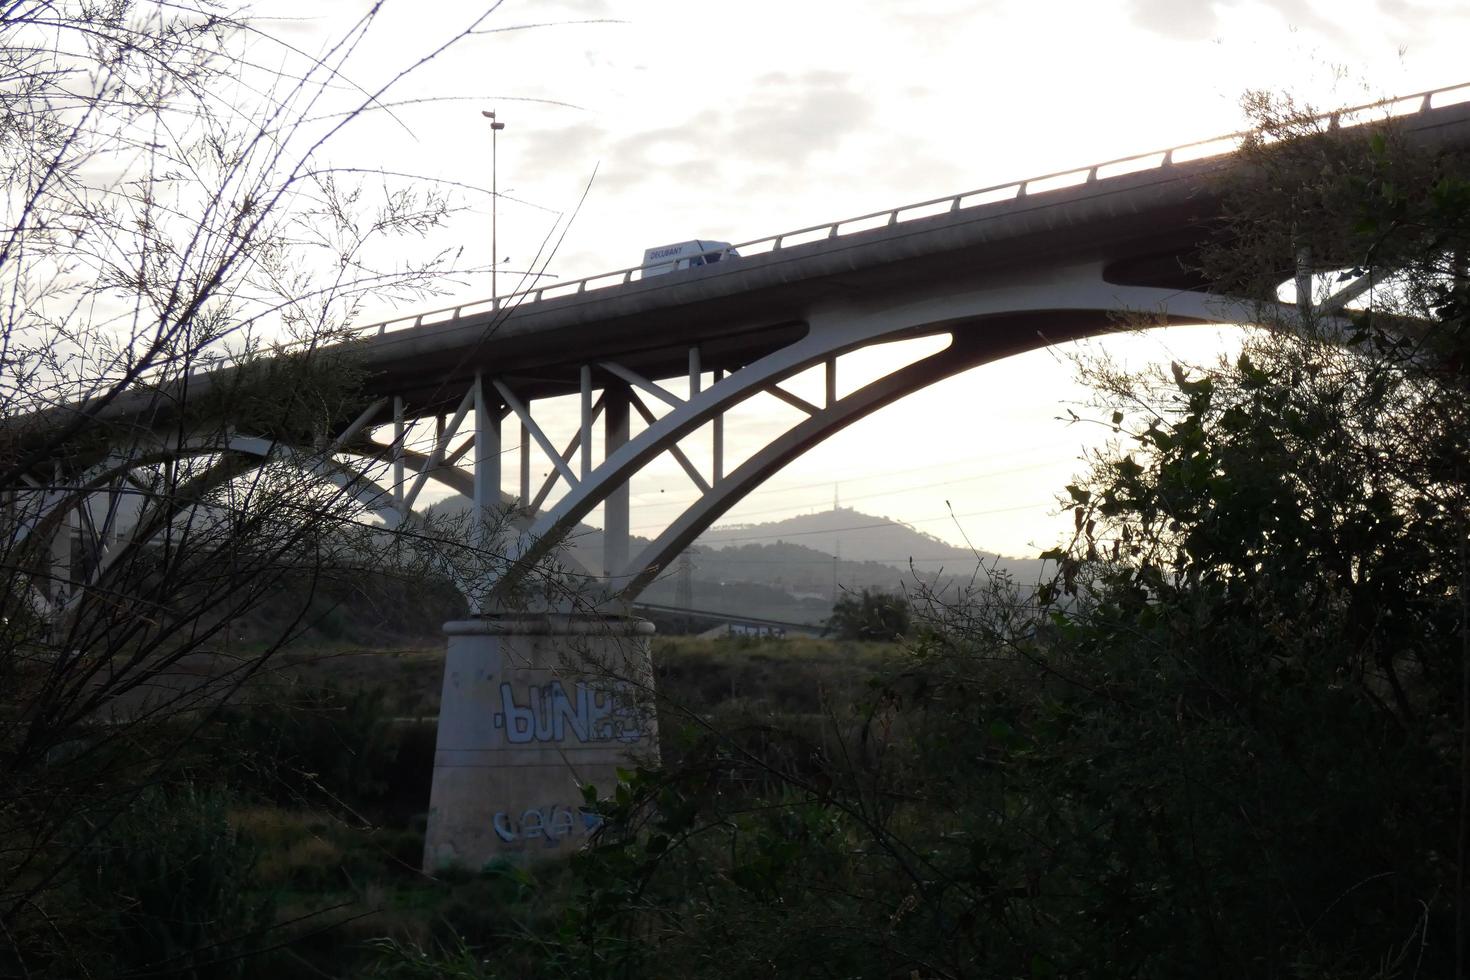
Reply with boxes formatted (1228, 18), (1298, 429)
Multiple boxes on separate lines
(481, 109), (505, 302)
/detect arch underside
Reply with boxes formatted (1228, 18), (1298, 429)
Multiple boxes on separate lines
(609, 310), (1158, 600)
(31, 258), (1353, 618)
(492, 249), (1393, 611)
(15, 431), (522, 618)
(490, 269), (1248, 610)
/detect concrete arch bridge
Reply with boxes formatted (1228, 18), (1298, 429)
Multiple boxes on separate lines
(322, 86), (1470, 615)
(14, 85), (1470, 868)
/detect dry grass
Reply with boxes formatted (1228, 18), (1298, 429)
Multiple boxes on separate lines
(654, 635), (896, 717)
(237, 634), (898, 722)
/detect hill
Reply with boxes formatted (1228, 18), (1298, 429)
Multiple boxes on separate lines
(416, 497), (1048, 625)
(696, 506), (1047, 581)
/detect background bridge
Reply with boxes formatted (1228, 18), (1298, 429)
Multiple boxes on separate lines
(19, 83), (1470, 618)
(16, 84), (1470, 870)
(300, 83), (1470, 612)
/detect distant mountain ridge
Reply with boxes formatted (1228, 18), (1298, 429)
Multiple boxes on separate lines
(419, 496), (1047, 623)
(697, 506), (1046, 581)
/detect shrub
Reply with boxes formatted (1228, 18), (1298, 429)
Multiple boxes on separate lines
(70, 784), (273, 978)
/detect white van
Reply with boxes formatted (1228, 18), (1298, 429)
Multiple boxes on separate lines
(640, 240), (739, 278)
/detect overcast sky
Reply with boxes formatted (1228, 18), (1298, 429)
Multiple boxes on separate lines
(266, 0), (1470, 558)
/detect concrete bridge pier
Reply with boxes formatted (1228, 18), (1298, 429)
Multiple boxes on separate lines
(422, 614), (658, 871)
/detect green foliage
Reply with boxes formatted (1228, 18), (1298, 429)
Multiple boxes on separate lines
(70, 784), (273, 979)
(826, 587), (911, 641)
(366, 934), (499, 978)
(220, 682), (405, 814)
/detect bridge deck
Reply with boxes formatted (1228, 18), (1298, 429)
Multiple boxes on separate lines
(351, 92), (1470, 417)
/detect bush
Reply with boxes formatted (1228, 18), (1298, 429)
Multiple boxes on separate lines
(825, 588), (910, 641)
(220, 682), (405, 816)
(70, 784), (273, 979)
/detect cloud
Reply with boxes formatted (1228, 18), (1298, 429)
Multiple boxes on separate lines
(547, 0), (616, 14)
(516, 121), (609, 181)
(1123, 0), (1220, 39)
(1124, 0), (1351, 42)
(516, 70), (870, 204)
(727, 71), (870, 163)
(890, 0), (1000, 34)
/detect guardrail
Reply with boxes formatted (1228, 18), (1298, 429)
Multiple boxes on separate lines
(196, 81), (1470, 374)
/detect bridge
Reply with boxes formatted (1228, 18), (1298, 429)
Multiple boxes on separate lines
(274, 85), (1470, 607)
(15, 84), (1470, 869)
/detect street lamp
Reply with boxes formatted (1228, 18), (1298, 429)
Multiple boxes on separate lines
(481, 109), (506, 302)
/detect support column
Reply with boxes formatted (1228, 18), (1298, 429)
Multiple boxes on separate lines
(471, 376), (500, 617)
(473, 374), (500, 527)
(50, 505), (73, 608)
(423, 614), (658, 870)
(392, 396), (406, 515)
(580, 365), (593, 481)
(603, 385), (630, 579)
(713, 368), (725, 485)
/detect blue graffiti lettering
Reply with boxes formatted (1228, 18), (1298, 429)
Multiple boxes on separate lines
(492, 803), (600, 846)
(493, 680), (644, 745)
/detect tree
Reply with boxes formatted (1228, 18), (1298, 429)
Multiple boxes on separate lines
(0, 3), (513, 973)
(1029, 90), (1470, 976)
(826, 587), (910, 641)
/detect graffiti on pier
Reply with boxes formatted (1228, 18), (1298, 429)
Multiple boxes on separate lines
(492, 803), (603, 845)
(492, 679), (646, 744)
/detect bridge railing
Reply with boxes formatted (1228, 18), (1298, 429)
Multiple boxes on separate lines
(195, 81), (1470, 375)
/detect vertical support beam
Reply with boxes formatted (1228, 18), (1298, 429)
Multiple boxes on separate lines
(392, 396), (406, 513)
(473, 374), (499, 524)
(76, 492), (101, 569)
(688, 346), (702, 397)
(1295, 245), (1314, 321)
(580, 365), (593, 481)
(604, 384), (630, 579)
(57, 460), (74, 607)
(712, 368), (725, 485)
(519, 421), (531, 507)
(101, 478), (124, 552)
(471, 374), (500, 617)
(825, 357), (837, 409)
(50, 490), (73, 608)
(157, 457), (175, 554)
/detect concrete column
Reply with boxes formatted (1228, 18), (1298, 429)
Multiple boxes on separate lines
(50, 504), (74, 608)
(603, 387), (630, 579)
(423, 614), (658, 871)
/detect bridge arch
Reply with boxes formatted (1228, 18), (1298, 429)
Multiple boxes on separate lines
(486, 264), (1256, 607)
(32, 87), (1459, 616)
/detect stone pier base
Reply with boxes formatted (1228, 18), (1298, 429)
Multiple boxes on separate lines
(423, 614), (657, 871)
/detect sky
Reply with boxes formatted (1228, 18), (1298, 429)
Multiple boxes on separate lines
(258, 0), (1470, 559)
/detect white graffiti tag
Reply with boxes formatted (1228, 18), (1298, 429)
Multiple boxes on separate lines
(492, 804), (603, 845)
(492, 679), (645, 744)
